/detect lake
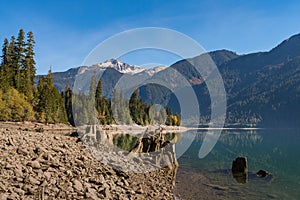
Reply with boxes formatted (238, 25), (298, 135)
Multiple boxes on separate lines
(174, 129), (300, 199)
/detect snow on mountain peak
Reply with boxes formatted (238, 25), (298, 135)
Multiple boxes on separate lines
(77, 59), (171, 77)
(94, 59), (145, 74)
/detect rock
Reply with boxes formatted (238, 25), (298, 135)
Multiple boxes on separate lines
(22, 184), (35, 195)
(7, 137), (15, 146)
(72, 179), (83, 191)
(14, 187), (25, 196)
(256, 170), (270, 178)
(29, 176), (40, 185)
(232, 157), (248, 174)
(123, 179), (129, 187)
(5, 163), (15, 169)
(0, 193), (9, 200)
(34, 146), (46, 155)
(29, 160), (41, 169)
(14, 168), (23, 177)
(232, 157), (248, 184)
(85, 188), (99, 199)
(17, 148), (29, 156)
(0, 124), (176, 199)
(104, 187), (111, 198)
(136, 188), (144, 194)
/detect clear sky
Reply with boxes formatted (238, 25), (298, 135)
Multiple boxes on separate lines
(1, 0), (300, 74)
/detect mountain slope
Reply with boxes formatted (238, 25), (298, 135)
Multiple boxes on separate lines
(46, 33), (300, 127)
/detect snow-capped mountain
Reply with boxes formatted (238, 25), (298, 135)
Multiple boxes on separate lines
(78, 59), (145, 75)
(143, 66), (168, 76)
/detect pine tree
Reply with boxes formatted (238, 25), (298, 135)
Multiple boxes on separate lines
(0, 38), (11, 91)
(9, 36), (20, 90)
(26, 31), (36, 85)
(36, 69), (68, 123)
(23, 31), (36, 101)
(64, 82), (74, 125)
(16, 29), (26, 92)
(129, 88), (139, 123)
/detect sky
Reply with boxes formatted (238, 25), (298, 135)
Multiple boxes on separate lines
(1, 0), (300, 74)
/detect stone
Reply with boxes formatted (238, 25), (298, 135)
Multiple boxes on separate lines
(29, 160), (41, 169)
(256, 170), (270, 178)
(0, 193), (9, 200)
(85, 188), (99, 199)
(17, 148), (29, 156)
(14, 187), (25, 196)
(23, 184), (35, 195)
(232, 157), (248, 184)
(136, 188), (144, 194)
(5, 163), (15, 169)
(14, 168), (23, 177)
(72, 179), (83, 191)
(104, 187), (111, 198)
(29, 176), (40, 185)
(232, 157), (248, 174)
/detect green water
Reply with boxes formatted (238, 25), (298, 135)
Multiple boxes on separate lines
(177, 130), (300, 199)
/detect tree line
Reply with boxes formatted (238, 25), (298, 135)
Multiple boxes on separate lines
(0, 29), (67, 123)
(71, 72), (181, 126)
(0, 29), (180, 126)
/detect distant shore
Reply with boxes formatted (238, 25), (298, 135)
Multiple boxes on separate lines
(0, 121), (264, 134)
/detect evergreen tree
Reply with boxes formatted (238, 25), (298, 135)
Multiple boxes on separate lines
(165, 108), (173, 126)
(0, 38), (12, 91)
(64, 82), (74, 126)
(16, 29), (26, 92)
(9, 36), (20, 90)
(36, 69), (68, 123)
(22, 31), (36, 101)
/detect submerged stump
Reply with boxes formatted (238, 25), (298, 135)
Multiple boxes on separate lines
(232, 157), (248, 183)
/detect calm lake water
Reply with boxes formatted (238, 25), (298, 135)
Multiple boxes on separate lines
(175, 129), (300, 199)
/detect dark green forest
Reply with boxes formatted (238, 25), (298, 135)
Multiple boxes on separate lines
(0, 29), (180, 126)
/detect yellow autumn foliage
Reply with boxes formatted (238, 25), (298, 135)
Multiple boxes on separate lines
(0, 88), (35, 121)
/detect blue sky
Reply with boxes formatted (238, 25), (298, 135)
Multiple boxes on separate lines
(1, 0), (300, 74)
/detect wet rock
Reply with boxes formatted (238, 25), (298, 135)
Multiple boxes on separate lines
(232, 157), (248, 184)
(232, 157), (248, 174)
(256, 170), (270, 178)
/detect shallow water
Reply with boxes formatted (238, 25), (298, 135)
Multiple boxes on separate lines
(175, 129), (300, 199)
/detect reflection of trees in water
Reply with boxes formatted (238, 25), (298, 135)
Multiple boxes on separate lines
(193, 131), (263, 148)
(78, 125), (180, 176)
(219, 131), (263, 148)
(112, 132), (182, 152)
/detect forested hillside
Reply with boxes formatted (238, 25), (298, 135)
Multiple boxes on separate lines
(0, 29), (68, 123)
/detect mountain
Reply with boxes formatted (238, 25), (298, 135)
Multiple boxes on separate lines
(78, 59), (144, 75)
(44, 33), (300, 128)
(44, 59), (169, 92)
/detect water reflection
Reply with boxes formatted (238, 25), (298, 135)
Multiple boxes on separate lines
(175, 130), (300, 200)
(76, 125), (180, 176)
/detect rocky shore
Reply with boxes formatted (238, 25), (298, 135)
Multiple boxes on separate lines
(0, 122), (176, 199)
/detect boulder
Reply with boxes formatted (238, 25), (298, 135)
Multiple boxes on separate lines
(232, 157), (248, 174)
(256, 170), (270, 178)
(232, 157), (248, 184)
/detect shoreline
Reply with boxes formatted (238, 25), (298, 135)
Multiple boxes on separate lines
(0, 122), (176, 199)
(1, 121), (293, 134)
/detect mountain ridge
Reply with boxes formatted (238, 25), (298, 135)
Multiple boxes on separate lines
(42, 33), (300, 128)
